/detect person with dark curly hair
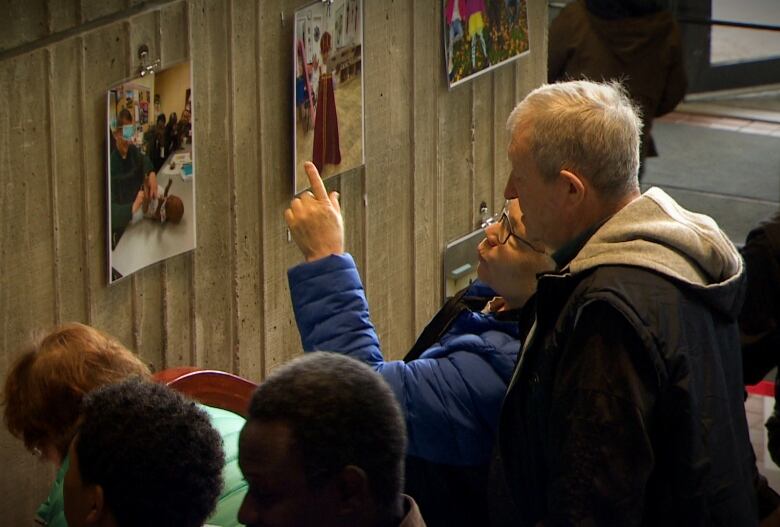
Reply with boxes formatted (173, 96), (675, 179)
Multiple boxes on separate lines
(63, 378), (224, 527)
(238, 352), (425, 527)
(2, 322), (247, 527)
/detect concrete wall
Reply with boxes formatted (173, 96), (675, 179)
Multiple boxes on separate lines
(0, 0), (547, 522)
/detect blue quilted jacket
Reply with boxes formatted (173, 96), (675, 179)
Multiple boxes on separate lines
(288, 253), (521, 466)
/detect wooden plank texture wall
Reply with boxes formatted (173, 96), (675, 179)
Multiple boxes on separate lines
(0, 0), (547, 521)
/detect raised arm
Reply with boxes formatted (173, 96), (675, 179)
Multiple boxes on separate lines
(285, 162), (383, 368)
(287, 252), (515, 465)
(285, 163), (517, 465)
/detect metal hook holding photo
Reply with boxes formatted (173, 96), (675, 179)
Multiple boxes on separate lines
(137, 44), (161, 78)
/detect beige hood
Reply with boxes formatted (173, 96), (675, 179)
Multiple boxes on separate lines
(569, 187), (742, 292)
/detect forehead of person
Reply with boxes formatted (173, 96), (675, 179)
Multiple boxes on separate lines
(117, 108), (133, 126)
(238, 419), (345, 527)
(505, 124), (578, 251)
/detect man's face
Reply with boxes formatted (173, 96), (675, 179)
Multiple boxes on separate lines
(504, 128), (562, 250)
(63, 438), (99, 527)
(238, 420), (339, 527)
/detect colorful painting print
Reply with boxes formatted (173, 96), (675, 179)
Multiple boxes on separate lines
(293, 0), (365, 194)
(444, 0), (530, 88)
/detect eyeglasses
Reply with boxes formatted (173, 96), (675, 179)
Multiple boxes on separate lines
(483, 202), (545, 253)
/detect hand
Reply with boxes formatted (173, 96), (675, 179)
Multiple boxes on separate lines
(146, 172), (158, 200)
(285, 162), (343, 262)
(132, 189), (146, 214)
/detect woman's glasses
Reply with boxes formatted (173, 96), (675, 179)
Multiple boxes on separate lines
(483, 203), (546, 253)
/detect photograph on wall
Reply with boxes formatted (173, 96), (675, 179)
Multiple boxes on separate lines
(293, 0), (365, 194)
(106, 61), (195, 284)
(444, 0), (530, 88)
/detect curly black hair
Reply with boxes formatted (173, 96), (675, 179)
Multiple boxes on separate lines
(76, 378), (224, 527)
(248, 352), (407, 514)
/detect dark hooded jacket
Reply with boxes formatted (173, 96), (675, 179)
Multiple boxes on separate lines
(548, 0), (687, 161)
(490, 188), (757, 526)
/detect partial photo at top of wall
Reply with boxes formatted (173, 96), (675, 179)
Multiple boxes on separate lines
(293, 0), (365, 195)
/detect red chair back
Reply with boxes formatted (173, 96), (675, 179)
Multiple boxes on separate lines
(153, 367), (257, 418)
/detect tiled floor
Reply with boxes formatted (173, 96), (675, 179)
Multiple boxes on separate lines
(654, 104), (780, 491)
(710, 0), (780, 65)
(643, 108), (780, 245)
(657, 110), (780, 136)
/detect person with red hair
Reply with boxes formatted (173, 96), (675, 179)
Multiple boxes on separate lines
(2, 322), (246, 527)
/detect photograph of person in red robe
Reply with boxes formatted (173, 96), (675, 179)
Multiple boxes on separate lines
(312, 30), (341, 171)
(293, 0), (364, 194)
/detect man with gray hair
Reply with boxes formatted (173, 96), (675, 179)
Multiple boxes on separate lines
(491, 80), (757, 525)
(237, 352), (425, 527)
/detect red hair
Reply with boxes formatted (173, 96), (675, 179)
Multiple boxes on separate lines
(2, 323), (151, 458)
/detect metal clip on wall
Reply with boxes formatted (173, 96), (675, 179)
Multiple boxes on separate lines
(138, 45), (161, 78)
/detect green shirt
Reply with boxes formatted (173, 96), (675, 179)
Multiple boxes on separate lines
(201, 405), (248, 527)
(35, 404), (248, 527)
(35, 457), (68, 526)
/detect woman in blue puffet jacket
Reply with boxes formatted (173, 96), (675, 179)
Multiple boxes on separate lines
(284, 162), (554, 527)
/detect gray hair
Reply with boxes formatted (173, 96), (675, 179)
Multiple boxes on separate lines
(507, 80), (641, 197)
(247, 352), (406, 513)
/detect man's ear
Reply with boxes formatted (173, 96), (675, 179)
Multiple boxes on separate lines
(334, 465), (371, 516)
(84, 484), (106, 525)
(558, 169), (586, 207)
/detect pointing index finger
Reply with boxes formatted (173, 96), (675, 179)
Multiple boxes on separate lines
(304, 161), (328, 201)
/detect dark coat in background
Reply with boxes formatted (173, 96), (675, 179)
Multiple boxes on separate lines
(548, 0), (687, 164)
